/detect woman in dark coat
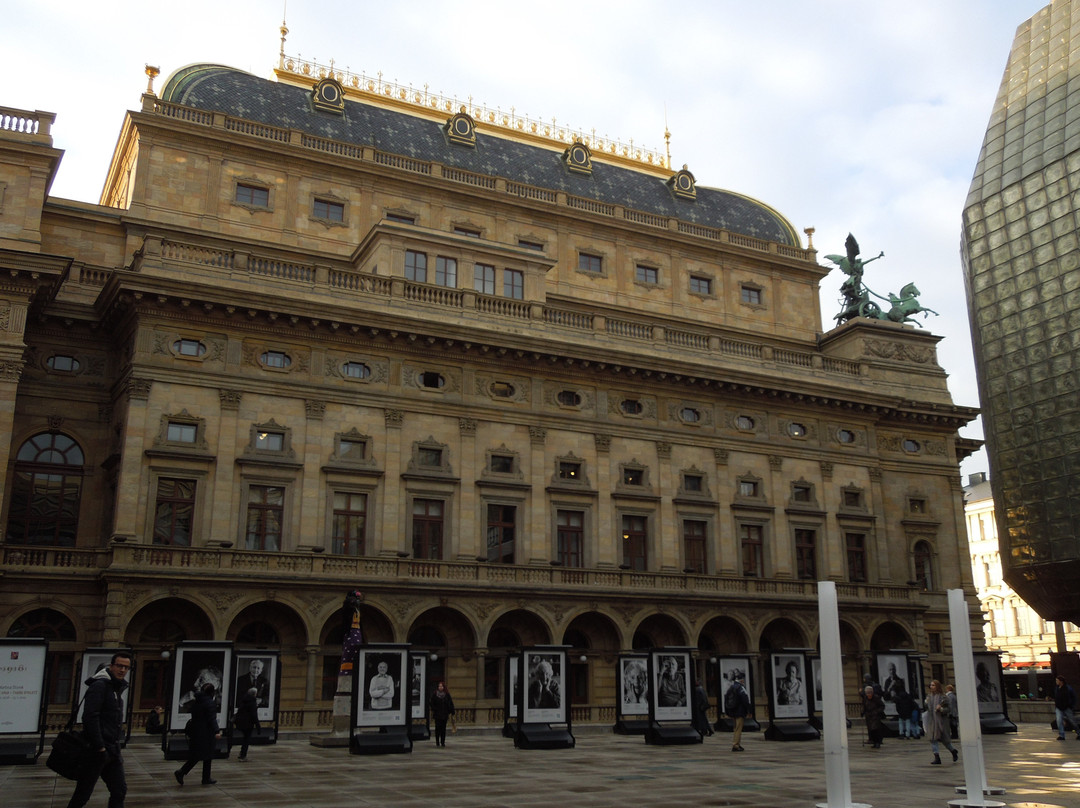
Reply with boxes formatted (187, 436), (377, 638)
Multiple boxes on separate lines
(862, 685), (886, 748)
(175, 682), (221, 785)
(233, 687), (261, 761)
(429, 681), (455, 747)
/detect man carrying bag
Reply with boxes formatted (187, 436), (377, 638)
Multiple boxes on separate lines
(66, 652), (131, 808)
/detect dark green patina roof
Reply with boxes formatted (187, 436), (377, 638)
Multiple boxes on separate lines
(161, 64), (799, 246)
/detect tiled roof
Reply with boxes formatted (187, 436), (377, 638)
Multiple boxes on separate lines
(161, 64), (799, 246)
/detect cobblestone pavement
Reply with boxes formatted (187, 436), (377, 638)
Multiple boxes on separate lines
(3, 723), (1078, 807)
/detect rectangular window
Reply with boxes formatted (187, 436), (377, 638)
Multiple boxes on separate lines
(256, 431), (285, 451)
(622, 468), (643, 486)
(683, 474), (703, 492)
(338, 439), (367, 461)
(740, 524), (763, 577)
(166, 422), (197, 444)
(246, 485), (284, 551)
(557, 510), (584, 568)
(405, 250), (428, 283)
(622, 514), (647, 571)
(332, 492), (367, 556)
(486, 503), (516, 563)
(412, 499), (444, 559)
(843, 489), (863, 508)
(484, 658), (501, 699)
(236, 183), (269, 207)
(741, 285), (762, 304)
(518, 239), (544, 252)
(454, 226), (481, 238)
(313, 198), (344, 221)
(48, 653), (74, 706)
(153, 478), (195, 546)
(689, 275), (712, 295)
(504, 269), (524, 299)
(846, 532), (867, 582)
(683, 519), (707, 574)
(490, 454), (514, 474)
(738, 480), (759, 498)
(474, 263), (495, 294)
(577, 252), (603, 273)
(795, 528), (816, 579)
(418, 447), (443, 467)
(571, 659), (588, 704)
(635, 265), (658, 284)
(435, 256), (457, 287)
(928, 632), (943, 654)
(558, 462), (581, 481)
(792, 484), (812, 503)
(386, 213), (415, 224)
(176, 339), (203, 357)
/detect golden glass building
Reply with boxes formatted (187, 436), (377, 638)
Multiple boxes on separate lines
(0, 50), (979, 731)
(961, 0), (1080, 624)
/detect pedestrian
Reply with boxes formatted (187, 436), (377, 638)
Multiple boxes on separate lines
(724, 675), (751, 752)
(174, 682), (221, 785)
(894, 684), (916, 739)
(144, 706), (164, 735)
(945, 683), (959, 739)
(67, 652), (131, 808)
(862, 686), (886, 748)
(692, 681), (713, 737)
(1052, 674), (1080, 741)
(862, 672), (883, 698)
(429, 680), (455, 747)
(233, 687), (260, 760)
(924, 679), (958, 764)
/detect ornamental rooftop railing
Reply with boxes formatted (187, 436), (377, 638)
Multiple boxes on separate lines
(277, 54), (669, 170)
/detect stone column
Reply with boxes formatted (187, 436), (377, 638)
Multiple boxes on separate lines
(380, 408), (404, 556)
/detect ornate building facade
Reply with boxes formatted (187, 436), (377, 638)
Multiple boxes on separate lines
(0, 52), (979, 730)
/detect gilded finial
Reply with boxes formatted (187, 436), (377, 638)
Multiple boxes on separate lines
(803, 227), (815, 250)
(279, 3), (289, 67)
(145, 65), (160, 95)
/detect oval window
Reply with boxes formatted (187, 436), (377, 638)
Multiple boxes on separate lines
(621, 399), (643, 416)
(46, 355), (81, 372)
(788, 422), (807, 438)
(903, 439), (921, 453)
(681, 407), (700, 423)
(173, 339), (207, 358)
(420, 372), (445, 389)
(261, 350), (291, 369)
(837, 429), (856, 444)
(343, 362), (371, 379)
(557, 390), (582, 407)
(735, 415), (755, 431)
(491, 382), (515, 398)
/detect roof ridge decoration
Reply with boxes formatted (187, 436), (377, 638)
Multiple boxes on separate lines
(274, 54), (670, 176)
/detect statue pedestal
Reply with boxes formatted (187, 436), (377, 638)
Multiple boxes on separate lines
(310, 676), (352, 748)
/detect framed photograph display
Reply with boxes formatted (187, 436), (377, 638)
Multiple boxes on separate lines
(409, 652), (427, 721)
(354, 645), (408, 728)
(719, 657), (753, 718)
(171, 642), (233, 732)
(650, 650), (691, 722)
(504, 655), (519, 721)
(618, 654), (649, 716)
(521, 648), (566, 724)
(0, 638), (48, 734)
(77, 648), (134, 724)
(972, 652), (1004, 714)
(809, 656), (823, 713)
(233, 652), (277, 723)
(875, 652), (908, 716)
(907, 657), (925, 705)
(770, 652), (809, 719)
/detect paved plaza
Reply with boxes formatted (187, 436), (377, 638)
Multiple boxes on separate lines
(3, 724), (1077, 808)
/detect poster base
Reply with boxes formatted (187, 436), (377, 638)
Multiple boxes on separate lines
(715, 717), (761, 733)
(502, 721), (517, 739)
(0, 739), (38, 764)
(613, 718), (649, 735)
(408, 722), (430, 741)
(514, 722), (575, 749)
(309, 734), (350, 748)
(644, 722), (702, 745)
(980, 714), (1017, 734)
(163, 734), (229, 760)
(764, 721), (820, 741)
(350, 727), (412, 754)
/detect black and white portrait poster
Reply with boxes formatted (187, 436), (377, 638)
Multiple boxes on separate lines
(809, 656), (823, 713)
(719, 657), (752, 717)
(505, 656), (519, 720)
(0, 639), (48, 734)
(409, 653), (426, 721)
(619, 655), (649, 716)
(355, 646), (408, 727)
(771, 653), (808, 719)
(522, 649), (565, 723)
(234, 653), (276, 723)
(972, 652), (1004, 714)
(651, 650), (691, 722)
(876, 652), (907, 716)
(171, 643), (233, 731)
(77, 649), (133, 723)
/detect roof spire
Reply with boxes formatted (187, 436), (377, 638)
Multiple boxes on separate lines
(664, 105), (671, 170)
(279, 3), (289, 69)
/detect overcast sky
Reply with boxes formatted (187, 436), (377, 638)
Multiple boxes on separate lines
(5, 0), (1052, 480)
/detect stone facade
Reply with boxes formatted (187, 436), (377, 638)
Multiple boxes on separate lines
(0, 61), (979, 730)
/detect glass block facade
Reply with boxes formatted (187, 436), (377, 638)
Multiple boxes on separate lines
(961, 0), (1080, 621)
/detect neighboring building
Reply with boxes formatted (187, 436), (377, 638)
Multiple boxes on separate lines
(964, 472), (1079, 694)
(1, 47), (980, 730)
(961, 1), (1080, 624)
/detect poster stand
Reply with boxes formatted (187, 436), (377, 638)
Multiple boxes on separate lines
(613, 653), (649, 734)
(407, 651), (430, 741)
(644, 648), (700, 745)
(502, 654), (519, 739)
(162, 641), (233, 761)
(513, 647), (574, 749)
(715, 655), (760, 734)
(350, 644), (413, 755)
(0, 638), (49, 765)
(229, 650), (281, 749)
(764, 650), (819, 741)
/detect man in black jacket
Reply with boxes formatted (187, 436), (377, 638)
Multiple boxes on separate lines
(68, 652), (131, 808)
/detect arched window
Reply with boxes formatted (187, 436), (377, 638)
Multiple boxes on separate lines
(6, 432), (85, 546)
(236, 621), (280, 646)
(8, 608), (77, 704)
(913, 541), (933, 591)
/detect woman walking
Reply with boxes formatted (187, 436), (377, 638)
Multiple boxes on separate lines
(429, 681), (456, 747)
(924, 680), (958, 765)
(175, 682), (221, 785)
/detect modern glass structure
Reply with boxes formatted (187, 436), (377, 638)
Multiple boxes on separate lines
(961, 0), (1080, 622)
